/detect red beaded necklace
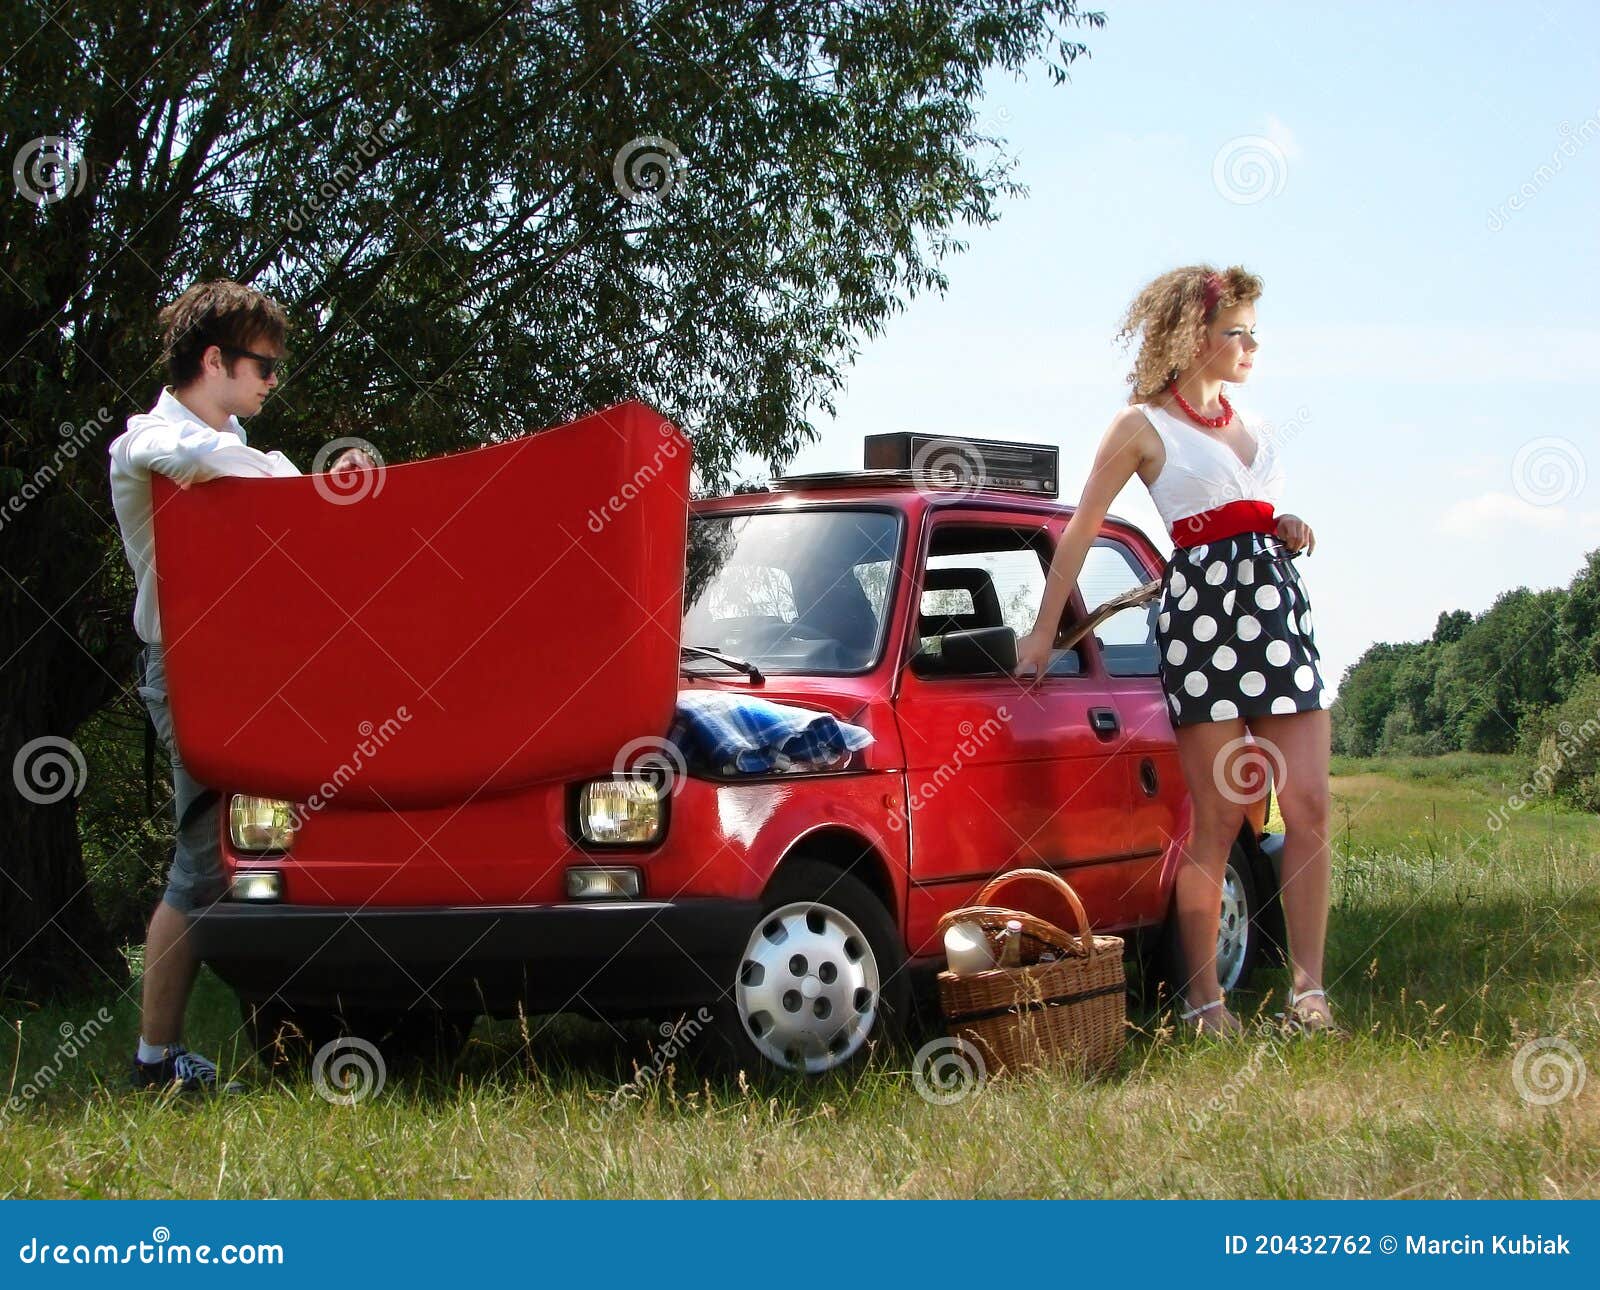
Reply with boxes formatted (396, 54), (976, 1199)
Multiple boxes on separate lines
(1167, 380), (1233, 429)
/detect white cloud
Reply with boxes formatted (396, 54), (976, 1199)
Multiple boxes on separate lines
(1436, 491), (1580, 537)
(1263, 114), (1303, 161)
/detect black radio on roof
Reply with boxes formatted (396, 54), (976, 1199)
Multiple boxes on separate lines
(862, 432), (1058, 497)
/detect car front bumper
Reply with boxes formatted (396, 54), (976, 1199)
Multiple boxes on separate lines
(188, 898), (759, 1019)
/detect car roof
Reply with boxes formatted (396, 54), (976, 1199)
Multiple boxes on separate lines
(690, 484), (1146, 540)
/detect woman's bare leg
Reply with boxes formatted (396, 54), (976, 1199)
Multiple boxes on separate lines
(1172, 718), (1252, 1032)
(1246, 708), (1333, 1025)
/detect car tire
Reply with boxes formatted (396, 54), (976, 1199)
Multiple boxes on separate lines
(243, 999), (473, 1075)
(704, 858), (910, 1083)
(1145, 841), (1263, 1003)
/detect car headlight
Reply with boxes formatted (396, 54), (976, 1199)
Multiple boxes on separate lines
(229, 795), (299, 852)
(577, 777), (663, 845)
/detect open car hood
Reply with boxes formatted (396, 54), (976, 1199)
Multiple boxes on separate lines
(151, 400), (690, 807)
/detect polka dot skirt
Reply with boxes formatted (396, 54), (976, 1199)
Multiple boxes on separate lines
(1155, 531), (1328, 726)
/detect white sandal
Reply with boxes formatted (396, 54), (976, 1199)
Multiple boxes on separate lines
(1178, 998), (1241, 1037)
(1276, 987), (1342, 1037)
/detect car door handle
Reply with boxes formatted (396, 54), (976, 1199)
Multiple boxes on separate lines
(1088, 707), (1119, 737)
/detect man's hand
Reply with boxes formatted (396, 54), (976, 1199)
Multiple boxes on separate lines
(329, 446), (377, 474)
(1276, 513), (1315, 554)
(1013, 626), (1055, 682)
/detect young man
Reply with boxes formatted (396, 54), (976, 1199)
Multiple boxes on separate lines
(108, 281), (370, 1093)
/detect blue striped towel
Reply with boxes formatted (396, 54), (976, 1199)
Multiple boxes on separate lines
(672, 691), (873, 774)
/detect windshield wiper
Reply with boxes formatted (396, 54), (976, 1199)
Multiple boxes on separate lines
(680, 644), (764, 683)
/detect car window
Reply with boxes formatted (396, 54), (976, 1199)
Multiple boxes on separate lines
(922, 587), (974, 617)
(914, 525), (1081, 677)
(702, 563), (796, 622)
(854, 559), (892, 620)
(1080, 538), (1160, 677)
(683, 510), (900, 674)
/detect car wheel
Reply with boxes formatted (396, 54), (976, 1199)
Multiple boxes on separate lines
(1213, 847), (1261, 992)
(707, 859), (909, 1081)
(243, 999), (472, 1074)
(1146, 842), (1263, 1001)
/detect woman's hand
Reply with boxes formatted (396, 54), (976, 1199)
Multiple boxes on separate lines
(1276, 513), (1315, 554)
(1014, 626), (1055, 681)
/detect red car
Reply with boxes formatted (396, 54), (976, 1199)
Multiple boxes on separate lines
(159, 403), (1284, 1078)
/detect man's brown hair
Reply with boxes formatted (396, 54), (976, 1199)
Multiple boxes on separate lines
(158, 280), (290, 387)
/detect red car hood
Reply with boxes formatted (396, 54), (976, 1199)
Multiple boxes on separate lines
(151, 400), (690, 807)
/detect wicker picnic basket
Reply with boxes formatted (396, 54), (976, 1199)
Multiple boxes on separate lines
(935, 869), (1126, 1076)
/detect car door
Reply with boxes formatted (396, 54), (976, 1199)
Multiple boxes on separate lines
(894, 511), (1136, 956)
(1074, 532), (1186, 927)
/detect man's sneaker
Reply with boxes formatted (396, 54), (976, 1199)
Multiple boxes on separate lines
(130, 1046), (247, 1095)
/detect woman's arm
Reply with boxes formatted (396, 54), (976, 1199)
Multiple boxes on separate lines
(1015, 410), (1152, 679)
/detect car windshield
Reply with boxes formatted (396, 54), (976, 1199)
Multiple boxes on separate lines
(683, 509), (900, 674)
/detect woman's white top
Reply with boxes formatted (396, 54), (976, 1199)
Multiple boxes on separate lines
(1138, 401), (1285, 531)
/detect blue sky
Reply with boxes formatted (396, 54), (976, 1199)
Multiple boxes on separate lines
(778, 0), (1600, 690)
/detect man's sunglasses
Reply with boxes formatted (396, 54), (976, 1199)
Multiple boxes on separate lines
(221, 345), (285, 378)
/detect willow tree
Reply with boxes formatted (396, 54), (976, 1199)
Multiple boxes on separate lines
(0, 0), (1103, 995)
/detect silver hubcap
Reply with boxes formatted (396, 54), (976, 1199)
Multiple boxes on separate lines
(735, 900), (880, 1073)
(1216, 862), (1250, 990)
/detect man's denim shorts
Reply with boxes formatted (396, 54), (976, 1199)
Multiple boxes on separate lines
(137, 642), (226, 913)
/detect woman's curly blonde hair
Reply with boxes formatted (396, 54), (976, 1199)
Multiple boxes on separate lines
(1116, 264), (1264, 403)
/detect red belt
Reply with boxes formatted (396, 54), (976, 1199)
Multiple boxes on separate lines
(1171, 499), (1277, 547)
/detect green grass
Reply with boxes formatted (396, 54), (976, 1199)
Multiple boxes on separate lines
(3, 753), (1598, 1198)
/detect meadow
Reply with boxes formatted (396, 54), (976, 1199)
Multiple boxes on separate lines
(2, 753), (1596, 1199)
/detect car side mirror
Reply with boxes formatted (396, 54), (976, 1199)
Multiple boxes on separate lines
(939, 625), (1017, 675)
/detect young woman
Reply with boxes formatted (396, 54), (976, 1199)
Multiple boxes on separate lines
(1014, 265), (1336, 1037)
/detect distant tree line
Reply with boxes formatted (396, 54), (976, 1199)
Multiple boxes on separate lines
(1331, 548), (1600, 810)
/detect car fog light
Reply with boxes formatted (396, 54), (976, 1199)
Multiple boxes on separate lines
(566, 867), (642, 900)
(231, 871), (283, 903)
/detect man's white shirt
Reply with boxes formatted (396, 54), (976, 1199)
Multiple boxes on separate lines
(109, 388), (301, 644)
